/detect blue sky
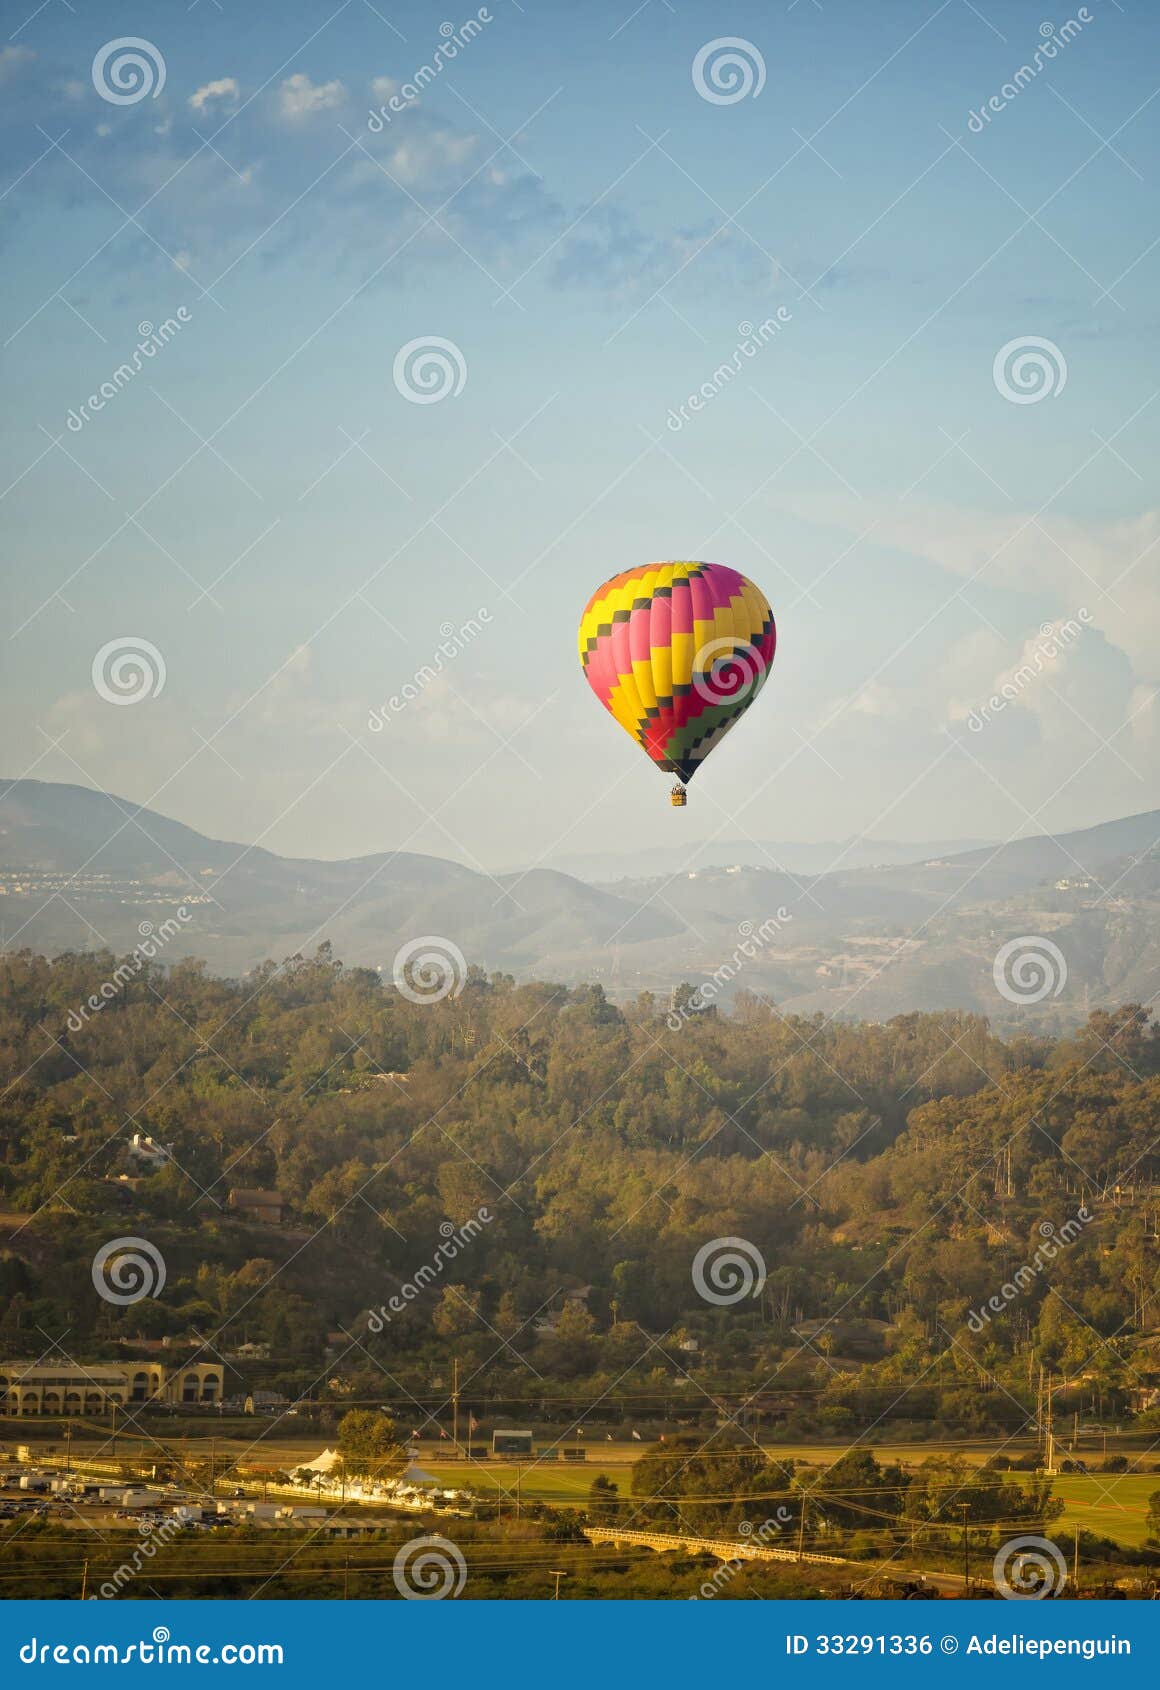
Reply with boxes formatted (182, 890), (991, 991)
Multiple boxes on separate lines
(1, 0), (1157, 873)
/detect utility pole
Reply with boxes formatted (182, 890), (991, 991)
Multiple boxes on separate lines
(452, 1358), (459, 1458)
(1040, 1372), (1056, 1475)
(796, 1494), (806, 1564)
(958, 1504), (970, 1593)
(549, 1570), (567, 1599)
(1073, 1523), (1080, 1591)
(80, 1560), (88, 1601)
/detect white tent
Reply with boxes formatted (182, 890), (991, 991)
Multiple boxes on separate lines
(297, 1448), (340, 1475)
(402, 1463), (437, 1485)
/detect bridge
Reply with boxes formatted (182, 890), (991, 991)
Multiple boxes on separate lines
(582, 1525), (847, 1567)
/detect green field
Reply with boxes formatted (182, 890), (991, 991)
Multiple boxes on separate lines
(425, 1460), (600, 1504)
(422, 1455), (1160, 1552)
(1045, 1474), (1158, 1549)
(13, 1425), (1157, 1551)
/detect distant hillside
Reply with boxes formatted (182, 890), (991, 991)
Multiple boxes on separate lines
(599, 813), (1160, 1021)
(1, 779), (1158, 1023)
(539, 834), (995, 882)
(0, 780), (678, 978)
(835, 810), (1160, 906)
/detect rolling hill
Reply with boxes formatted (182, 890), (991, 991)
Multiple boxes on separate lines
(1, 778), (1158, 1023)
(0, 780), (679, 980)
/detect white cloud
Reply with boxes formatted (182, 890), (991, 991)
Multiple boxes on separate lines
(279, 73), (346, 120)
(189, 77), (240, 113)
(819, 607), (1150, 773)
(250, 645), (360, 741)
(848, 499), (1160, 688)
(256, 644), (314, 724)
(379, 673), (535, 747)
(782, 491), (1160, 708)
(0, 45), (34, 83)
(385, 129), (478, 185)
(964, 620), (1134, 740)
(848, 681), (902, 719)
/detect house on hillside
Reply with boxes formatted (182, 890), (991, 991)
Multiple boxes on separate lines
(227, 1189), (286, 1225)
(126, 1133), (173, 1172)
(226, 1341), (270, 1361)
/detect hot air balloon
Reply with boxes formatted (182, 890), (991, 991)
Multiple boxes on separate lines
(578, 561), (776, 806)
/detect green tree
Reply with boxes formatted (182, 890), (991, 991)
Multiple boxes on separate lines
(588, 1473), (620, 1522)
(431, 1285), (481, 1339)
(336, 1409), (406, 1482)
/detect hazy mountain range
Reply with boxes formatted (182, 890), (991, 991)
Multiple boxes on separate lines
(533, 835), (995, 882)
(1, 779), (1158, 1023)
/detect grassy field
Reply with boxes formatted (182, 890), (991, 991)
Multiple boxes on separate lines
(1045, 1473), (1158, 1549)
(420, 1455), (1160, 1552)
(425, 1461), (599, 1504)
(11, 1425), (1157, 1550)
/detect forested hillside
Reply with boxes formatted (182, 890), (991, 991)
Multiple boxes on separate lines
(1, 946), (1158, 1433)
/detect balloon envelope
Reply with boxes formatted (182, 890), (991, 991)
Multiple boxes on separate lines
(578, 561), (775, 784)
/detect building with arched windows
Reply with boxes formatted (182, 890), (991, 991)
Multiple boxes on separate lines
(0, 1360), (223, 1416)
